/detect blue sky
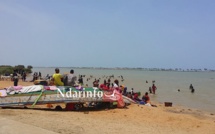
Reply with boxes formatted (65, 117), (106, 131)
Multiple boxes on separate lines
(0, 0), (215, 69)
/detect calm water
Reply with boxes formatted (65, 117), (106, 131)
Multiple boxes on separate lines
(32, 67), (215, 113)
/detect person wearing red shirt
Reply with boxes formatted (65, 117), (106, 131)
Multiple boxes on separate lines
(152, 84), (157, 94)
(142, 92), (150, 103)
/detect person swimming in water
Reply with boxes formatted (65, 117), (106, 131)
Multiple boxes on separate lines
(189, 84), (193, 90)
(191, 88), (195, 93)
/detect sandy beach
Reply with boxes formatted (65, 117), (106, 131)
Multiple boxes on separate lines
(0, 81), (215, 134)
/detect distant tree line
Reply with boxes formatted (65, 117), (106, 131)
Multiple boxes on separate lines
(74, 67), (215, 72)
(0, 65), (33, 75)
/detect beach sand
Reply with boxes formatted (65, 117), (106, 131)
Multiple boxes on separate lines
(0, 81), (215, 134)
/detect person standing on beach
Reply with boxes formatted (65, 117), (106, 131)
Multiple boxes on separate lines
(107, 78), (111, 88)
(13, 70), (19, 86)
(22, 72), (26, 82)
(131, 88), (134, 95)
(39, 72), (42, 79)
(52, 68), (64, 86)
(100, 80), (108, 90)
(152, 84), (157, 94)
(67, 69), (77, 86)
(113, 79), (119, 88)
(78, 75), (84, 85)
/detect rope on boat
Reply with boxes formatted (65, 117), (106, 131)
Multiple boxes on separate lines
(25, 92), (34, 105)
(32, 86), (44, 107)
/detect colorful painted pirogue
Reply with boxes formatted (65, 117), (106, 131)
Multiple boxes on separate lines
(0, 85), (135, 109)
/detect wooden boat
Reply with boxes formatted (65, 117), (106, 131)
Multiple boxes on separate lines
(0, 85), (135, 110)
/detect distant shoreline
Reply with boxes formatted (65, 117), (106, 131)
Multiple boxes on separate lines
(32, 66), (215, 72)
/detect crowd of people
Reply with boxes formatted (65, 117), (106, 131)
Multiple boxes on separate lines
(31, 72), (42, 82)
(44, 68), (159, 107)
(11, 68), (196, 107)
(11, 70), (27, 86)
(9, 67), (198, 109)
(10, 68), (195, 102)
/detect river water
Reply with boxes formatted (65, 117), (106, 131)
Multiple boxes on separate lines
(32, 67), (215, 113)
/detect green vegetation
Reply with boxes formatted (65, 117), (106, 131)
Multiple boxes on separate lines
(0, 65), (33, 75)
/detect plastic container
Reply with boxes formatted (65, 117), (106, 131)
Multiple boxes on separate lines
(164, 102), (172, 107)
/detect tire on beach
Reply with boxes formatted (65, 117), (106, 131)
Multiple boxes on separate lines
(23, 106), (28, 109)
(55, 105), (63, 111)
(74, 103), (84, 111)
